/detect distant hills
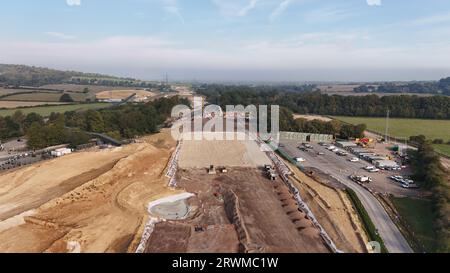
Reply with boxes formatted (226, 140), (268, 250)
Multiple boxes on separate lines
(0, 64), (156, 88)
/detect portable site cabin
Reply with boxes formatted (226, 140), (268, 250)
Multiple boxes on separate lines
(51, 148), (72, 157)
(374, 160), (399, 170)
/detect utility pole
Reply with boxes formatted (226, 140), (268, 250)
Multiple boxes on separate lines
(385, 109), (390, 143)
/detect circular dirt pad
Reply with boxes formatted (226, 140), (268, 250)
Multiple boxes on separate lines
(149, 200), (190, 220)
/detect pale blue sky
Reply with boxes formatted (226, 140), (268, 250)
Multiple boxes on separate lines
(2, 0), (450, 81)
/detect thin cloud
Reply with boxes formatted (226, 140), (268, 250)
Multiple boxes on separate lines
(366, 0), (381, 6)
(411, 12), (450, 26)
(238, 0), (261, 17)
(270, 0), (294, 22)
(212, 0), (261, 17)
(162, 0), (185, 24)
(44, 32), (76, 40)
(66, 0), (81, 6)
(304, 7), (355, 23)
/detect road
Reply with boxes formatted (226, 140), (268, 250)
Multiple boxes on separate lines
(279, 141), (413, 253)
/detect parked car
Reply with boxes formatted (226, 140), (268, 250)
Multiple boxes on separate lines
(295, 157), (306, 162)
(317, 152), (325, 155)
(349, 175), (372, 183)
(368, 168), (380, 173)
(364, 166), (375, 171)
(349, 157), (360, 162)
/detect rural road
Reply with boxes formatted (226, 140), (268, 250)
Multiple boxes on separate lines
(332, 174), (413, 253)
(279, 142), (413, 253)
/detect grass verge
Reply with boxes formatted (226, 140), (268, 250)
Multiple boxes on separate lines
(346, 188), (388, 253)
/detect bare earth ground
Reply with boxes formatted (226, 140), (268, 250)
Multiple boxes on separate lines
(145, 168), (329, 253)
(0, 130), (180, 253)
(179, 138), (271, 168)
(95, 90), (155, 100)
(293, 114), (332, 122)
(285, 162), (369, 253)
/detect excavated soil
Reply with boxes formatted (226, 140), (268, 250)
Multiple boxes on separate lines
(144, 168), (330, 253)
(0, 130), (180, 253)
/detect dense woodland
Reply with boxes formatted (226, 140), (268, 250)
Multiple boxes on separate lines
(196, 84), (450, 119)
(0, 96), (189, 149)
(410, 140), (450, 252)
(354, 77), (450, 96)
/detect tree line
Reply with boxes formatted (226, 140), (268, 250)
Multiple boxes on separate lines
(354, 77), (450, 96)
(0, 64), (157, 88)
(196, 85), (450, 119)
(410, 139), (450, 252)
(278, 107), (366, 139)
(0, 96), (190, 149)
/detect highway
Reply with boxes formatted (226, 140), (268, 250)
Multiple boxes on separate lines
(279, 141), (413, 253)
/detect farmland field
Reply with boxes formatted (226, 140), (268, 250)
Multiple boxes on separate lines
(40, 84), (144, 94)
(433, 144), (450, 157)
(0, 91), (88, 102)
(0, 101), (68, 109)
(334, 116), (450, 156)
(0, 103), (112, 117)
(334, 116), (450, 141)
(391, 197), (437, 253)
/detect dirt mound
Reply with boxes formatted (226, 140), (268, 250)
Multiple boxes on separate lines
(0, 130), (180, 253)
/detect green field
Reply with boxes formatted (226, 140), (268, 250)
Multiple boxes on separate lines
(0, 91), (88, 102)
(391, 197), (437, 253)
(334, 116), (450, 141)
(0, 103), (112, 117)
(433, 144), (450, 156)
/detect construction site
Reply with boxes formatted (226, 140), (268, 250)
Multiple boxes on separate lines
(139, 123), (370, 253)
(0, 116), (370, 253)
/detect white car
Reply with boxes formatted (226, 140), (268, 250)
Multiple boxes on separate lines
(295, 157), (306, 163)
(364, 166), (375, 171)
(369, 168), (380, 173)
(401, 183), (410, 188)
(349, 157), (360, 162)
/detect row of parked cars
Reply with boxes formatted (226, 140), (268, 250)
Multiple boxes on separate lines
(320, 143), (350, 156)
(389, 175), (418, 189)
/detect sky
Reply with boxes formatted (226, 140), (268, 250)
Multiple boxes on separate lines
(1, 0), (450, 82)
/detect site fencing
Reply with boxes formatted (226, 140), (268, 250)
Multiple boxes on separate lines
(166, 140), (182, 187)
